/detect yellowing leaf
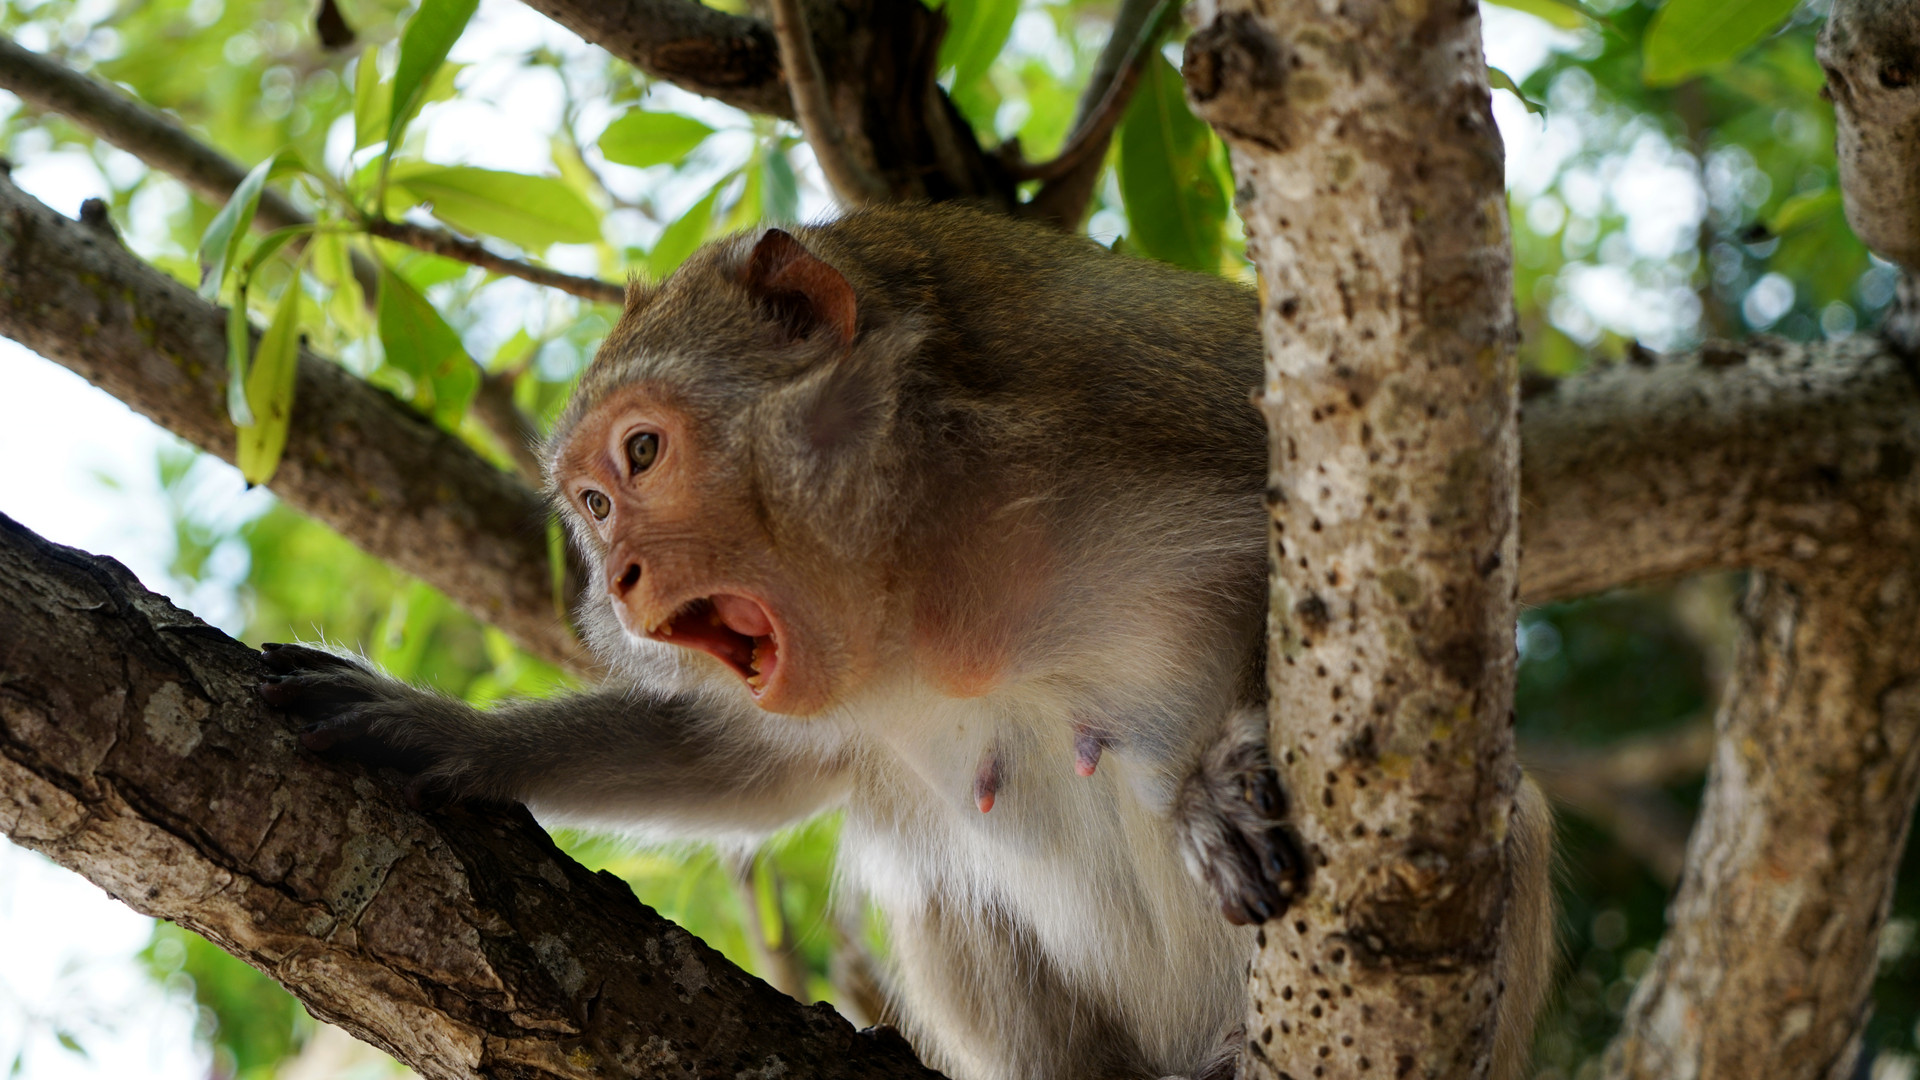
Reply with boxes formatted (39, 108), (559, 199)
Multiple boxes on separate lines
(236, 275), (305, 486)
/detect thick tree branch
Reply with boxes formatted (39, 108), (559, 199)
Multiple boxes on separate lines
(0, 171), (585, 672)
(1186, 2), (1522, 1076)
(515, 0), (794, 119)
(1819, 0), (1920, 269)
(1517, 335), (1920, 603)
(765, 0), (891, 206)
(0, 512), (944, 1080)
(1605, 569), (1920, 1078)
(521, 0), (1010, 210)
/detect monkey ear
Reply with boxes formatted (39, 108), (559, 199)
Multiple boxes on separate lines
(741, 229), (858, 346)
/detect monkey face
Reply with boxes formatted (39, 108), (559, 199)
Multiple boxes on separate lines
(551, 382), (867, 716)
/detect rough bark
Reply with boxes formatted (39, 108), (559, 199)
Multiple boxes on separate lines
(519, 0), (1008, 209)
(0, 511), (943, 1080)
(0, 171), (584, 672)
(1605, 565), (1920, 1079)
(1182, 2), (1520, 1076)
(1819, 0), (1920, 270)
(1516, 335), (1920, 600)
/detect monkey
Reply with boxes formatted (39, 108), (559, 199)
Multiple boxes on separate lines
(259, 202), (1555, 1080)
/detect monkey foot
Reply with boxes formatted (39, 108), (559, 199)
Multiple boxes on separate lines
(1175, 719), (1309, 925)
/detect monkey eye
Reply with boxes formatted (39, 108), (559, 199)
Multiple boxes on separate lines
(626, 431), (660, 474)
(583, 490), (611, 520)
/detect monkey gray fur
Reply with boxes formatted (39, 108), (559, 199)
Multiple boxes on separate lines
(261, 203), (1554, 1080)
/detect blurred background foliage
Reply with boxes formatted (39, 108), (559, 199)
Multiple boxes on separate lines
(0, 0), (1911, 1076)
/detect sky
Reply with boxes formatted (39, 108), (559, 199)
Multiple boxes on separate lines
(0, 4), (1586, 1076)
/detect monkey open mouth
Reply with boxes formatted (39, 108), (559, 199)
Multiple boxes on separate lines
(650, 594), (781, 695)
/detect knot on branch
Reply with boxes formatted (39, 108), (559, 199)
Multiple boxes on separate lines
(1181, 13), (1293, 153)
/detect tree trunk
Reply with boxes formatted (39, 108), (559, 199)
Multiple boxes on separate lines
(0, 512), (943, 1080)
(1182, 2), (1522, 1076)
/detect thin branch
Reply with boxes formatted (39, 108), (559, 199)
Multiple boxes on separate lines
(1020, 0), (1162, 227)
(0, 35), (379, 299)
(0, 35), (306, 229)
(365, 218), (625, 305)
(1522, 726), (1713, 886)
(0, 512), (946, 1080)
(765, 0), (892, 206)
(0, 171), (589, 674)
(1004, 0), (1174, 184)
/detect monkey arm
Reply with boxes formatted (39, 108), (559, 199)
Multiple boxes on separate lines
(258, 643), (850, 840)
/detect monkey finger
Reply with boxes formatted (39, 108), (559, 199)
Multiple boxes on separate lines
(259, 642), (362, 676)
(258, 673), (384, 720)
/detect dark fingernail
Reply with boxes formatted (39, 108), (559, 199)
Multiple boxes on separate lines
(259, 681), (290, 706)
(301, 728), (338, 752)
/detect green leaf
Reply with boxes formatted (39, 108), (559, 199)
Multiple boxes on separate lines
(1483, 0), (1593, 30)
(198, 152), (278, 300)
(936, 0), (1019, 95)
(241, 224), (316, 279)
(1767, 188), (1842, 235)
(1116, 56), (1227, 274)
(1642, 0), (1799, 87)
(352, 45), (388, 150)
(377, 264), (479, 426)
(1488, 65), (1546, 115)
(226, 296), (254, 426)
(764, 147), (800, 223)
(388, 0), (479, 149)
(53, 1033), (86, 1059)
(386, 162), (601, 248)
(648, 182), (723, 278)
(597, 110), (715, 169)
(236, 271), (305, 486)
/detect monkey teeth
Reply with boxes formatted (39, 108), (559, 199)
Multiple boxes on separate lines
(646, 594), (780, 697)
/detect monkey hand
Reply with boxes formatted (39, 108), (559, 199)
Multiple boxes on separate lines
(1174, 711), (1309, 925)
(258, 642), (485, 806)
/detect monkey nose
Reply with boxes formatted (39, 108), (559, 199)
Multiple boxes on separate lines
(610, 561), (642, 597)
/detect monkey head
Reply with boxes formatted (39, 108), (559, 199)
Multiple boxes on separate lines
(545, 228), (916, 716)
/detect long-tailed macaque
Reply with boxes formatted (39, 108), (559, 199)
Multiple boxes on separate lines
(260, 203), (1554, 1080)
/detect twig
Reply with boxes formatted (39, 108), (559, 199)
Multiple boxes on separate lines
(0, 35), (378, 299)
(1520, 724), (1713, 885)
(765, 0), (892, 205)
(1021, 0), (1168, 227)
(1005, 0), (1175, 183)
(364, 218), (625, 305)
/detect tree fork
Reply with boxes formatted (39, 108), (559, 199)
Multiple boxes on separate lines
(0, 511), (945, 1080)
(1183, 2), (1521, 1076)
